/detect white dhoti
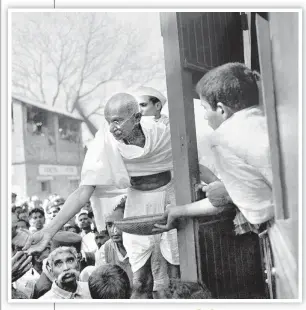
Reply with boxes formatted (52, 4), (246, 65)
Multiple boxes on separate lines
(123, 181), (179, 290)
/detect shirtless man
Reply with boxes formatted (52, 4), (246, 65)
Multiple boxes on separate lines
(24, 93), (179, 299)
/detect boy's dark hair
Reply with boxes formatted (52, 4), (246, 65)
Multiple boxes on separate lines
(88, 264), (131, 299)
(17, 219), (30, 229)
(29, 207), (45, 218)
(196, 62), (260, 111)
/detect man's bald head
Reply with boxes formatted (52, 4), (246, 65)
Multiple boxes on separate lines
(104, 93), (139, 118)
(104, 93), (142, 141)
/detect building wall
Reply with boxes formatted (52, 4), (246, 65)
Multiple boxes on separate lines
(12, 164), (27, 198)
(11, 99), (84, 199)
(25, 163), (81, 199)
(57, 140), (84, 165)
(12, 101), (26, 163)
(48, 174), (80, 199)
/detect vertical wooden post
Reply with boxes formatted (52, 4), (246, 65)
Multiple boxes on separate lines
(160, 12), (201, 282)
(256, 14), (285, 220)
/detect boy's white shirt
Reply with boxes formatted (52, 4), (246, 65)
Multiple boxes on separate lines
(207, 106), (274, 225)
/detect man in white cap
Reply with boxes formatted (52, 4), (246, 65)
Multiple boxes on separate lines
(132, 86), (169, 125)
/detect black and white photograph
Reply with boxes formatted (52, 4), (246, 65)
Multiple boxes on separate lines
(6, 9), (301, 303)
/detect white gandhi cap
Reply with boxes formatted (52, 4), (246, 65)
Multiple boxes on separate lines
(132, 86), (167, 107)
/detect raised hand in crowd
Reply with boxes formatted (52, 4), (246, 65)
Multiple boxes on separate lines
(22, 230), (53, 256)
(12, 251), (32, 282)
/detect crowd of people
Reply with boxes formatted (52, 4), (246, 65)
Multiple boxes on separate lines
(11, 62), (275, 300)
(11, 193), (210, 299)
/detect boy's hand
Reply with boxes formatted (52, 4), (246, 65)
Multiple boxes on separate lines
(152, 205), (180, 233)
(202, 181), (232, 207)
(12, 251), (32, 282)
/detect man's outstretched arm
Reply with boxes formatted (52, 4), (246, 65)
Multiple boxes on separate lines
(23, 185), (96, 254)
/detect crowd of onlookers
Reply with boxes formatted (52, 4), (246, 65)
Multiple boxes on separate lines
(11, 192), (211, 300)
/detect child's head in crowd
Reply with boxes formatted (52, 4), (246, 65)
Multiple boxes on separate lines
(105, 196), (126, 244)
(196, 62), (260, 130)
(88, 264), (131, 299)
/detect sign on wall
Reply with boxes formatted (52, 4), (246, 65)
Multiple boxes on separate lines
(38, 164), (78, 176)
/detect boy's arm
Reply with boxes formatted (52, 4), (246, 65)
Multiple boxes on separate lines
(199, 163), (219, 184)
(23, 185), (95, 254)
(153, 198), (233, 233)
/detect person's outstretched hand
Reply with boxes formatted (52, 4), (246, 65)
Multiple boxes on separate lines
(152, 205), (181, 234)
(12, 251), (32, 282)
(22, 229), (53, 256)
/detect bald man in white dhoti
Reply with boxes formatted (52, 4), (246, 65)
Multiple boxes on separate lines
(24, 93), (179, 299)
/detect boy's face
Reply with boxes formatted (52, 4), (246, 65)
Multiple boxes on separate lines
(137, 95), (160, 117)
(30, 212), (45, 230)
(200, 97), (224, 130)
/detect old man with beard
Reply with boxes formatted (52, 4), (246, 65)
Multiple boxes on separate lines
(39, 246), (91, 299)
